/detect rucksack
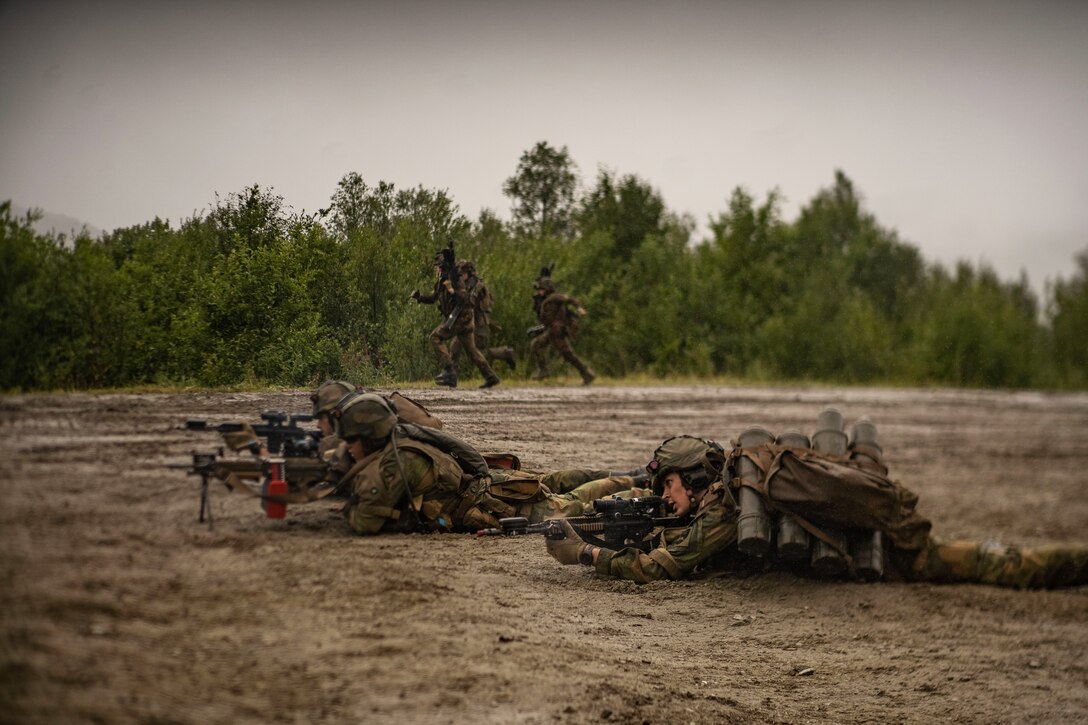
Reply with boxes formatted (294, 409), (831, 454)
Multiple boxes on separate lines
(729, 443), (932, 554)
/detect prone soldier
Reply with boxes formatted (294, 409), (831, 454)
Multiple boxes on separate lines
(544, 418), (1088, 589)
(333, 392), (645, 534)
(181, 386), (644, 524)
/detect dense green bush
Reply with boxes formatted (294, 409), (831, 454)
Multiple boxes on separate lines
(2, 154), (1085, 392)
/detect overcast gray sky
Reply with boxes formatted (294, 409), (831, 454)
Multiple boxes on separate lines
(2, 0), (1086, 298)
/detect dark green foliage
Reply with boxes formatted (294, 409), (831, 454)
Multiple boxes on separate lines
(502, 141), (579, 240)
(577, 170), (667, 260)
(909, 264), (1043, 387)
(1, 157), (1083, 392)
(1049, 251), (1088, 387)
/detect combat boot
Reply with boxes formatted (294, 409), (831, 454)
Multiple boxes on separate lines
(610, 467), (650, 486)
(434, 368), (458, 388)
(531, 368), (550, 381)
(581, 368), (596, 386)
(480, 374), (500, 389)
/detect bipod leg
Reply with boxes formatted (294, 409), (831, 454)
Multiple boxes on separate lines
(199, 473), (214, 529)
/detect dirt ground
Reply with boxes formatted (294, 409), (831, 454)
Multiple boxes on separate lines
(2, 384), (1087, 724)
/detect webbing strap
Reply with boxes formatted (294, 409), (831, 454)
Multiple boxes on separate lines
(783, 512), (851, 560)
(354, 505), (401, 521)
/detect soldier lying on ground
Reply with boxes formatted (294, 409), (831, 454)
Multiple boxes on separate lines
(545, 417), (1088, 589)
(218, 380), (443, 474)
(333, 392), (645, 534)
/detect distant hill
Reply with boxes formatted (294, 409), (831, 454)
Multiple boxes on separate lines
(7, 202), (102, 239)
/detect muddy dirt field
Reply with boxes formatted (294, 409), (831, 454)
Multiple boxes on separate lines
(2, 384), (1087, 724)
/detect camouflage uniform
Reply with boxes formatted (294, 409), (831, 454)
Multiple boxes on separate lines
(592, 481), (739, 584)
(314, 386), (443, 482)
(529, 277), (595, 385)
(914, 538), (1088, 589)
(450, 262), (516, 373)
(494, 468), (649, 521)
(415, 271), (499, 388)
(582, 484), (1088, 588)
(344, 426), (641, 535)
(569, 437), (1088, 589)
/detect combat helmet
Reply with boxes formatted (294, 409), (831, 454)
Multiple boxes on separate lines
(646, 435), (726, 495)
(534, 262), (556, 295)
(534, 276), (557, 295)
(333, 392), (398, 446)
(310, 380), (357, 417)
(456, 260), (477, 276)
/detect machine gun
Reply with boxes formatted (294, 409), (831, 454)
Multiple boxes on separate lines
(168, 449), (332, 527)
(476, 495), (682, 552)
(185, 410), (322, 458)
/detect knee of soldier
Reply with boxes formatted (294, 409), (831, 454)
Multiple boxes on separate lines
(923, 539), (982, 582)
(980, 543), (1070, 589)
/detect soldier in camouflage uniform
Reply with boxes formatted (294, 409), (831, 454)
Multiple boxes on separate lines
(529, 272), (595, 385)
(334, 392), (643, 535)
(547, 446), (738, 582)
(308, 380), (445, 481)
(915, 538), (1088, 588)
(309, 380), (356, 460)
(450, 260), (517, 375)
(546, 432), (1088, 588)
(412, 255), (500, 389)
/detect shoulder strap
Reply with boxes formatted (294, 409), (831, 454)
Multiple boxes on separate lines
(397, 423), (489, 478)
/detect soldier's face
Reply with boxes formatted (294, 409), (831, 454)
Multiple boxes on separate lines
(660, 473), (693, 516)
(345, 437), (364, 460)
(316, 414), (335, 437)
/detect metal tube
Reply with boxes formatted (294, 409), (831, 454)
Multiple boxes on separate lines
(849, 416), (885, 581)
(736, 426), (775, 557)
(810, 408), (848, 576)
(774, 430), (811, 560)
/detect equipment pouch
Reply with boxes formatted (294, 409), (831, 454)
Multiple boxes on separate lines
(486, 478), (547, 504)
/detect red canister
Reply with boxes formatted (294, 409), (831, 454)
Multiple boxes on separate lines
(262, 459), (288, 519)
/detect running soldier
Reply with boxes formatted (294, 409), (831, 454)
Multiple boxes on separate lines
(528, 268), (595, 385)
(450, 260), (516, 375)
(412, 252), (500, 389)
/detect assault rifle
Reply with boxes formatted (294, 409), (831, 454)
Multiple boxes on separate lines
(439, 236), (456, 281)
(168, 449), (331, 526)
(438, 236), (463, 333)
(185, 410), (322, 458)
(476, 495), (682, 552)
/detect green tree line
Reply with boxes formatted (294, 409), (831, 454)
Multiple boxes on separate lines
(3, 142), (1086, 391)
